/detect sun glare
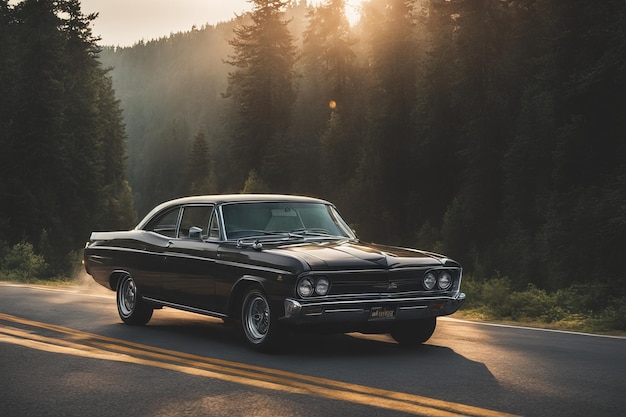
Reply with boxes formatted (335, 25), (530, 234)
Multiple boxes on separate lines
(344, 0), (362, 26)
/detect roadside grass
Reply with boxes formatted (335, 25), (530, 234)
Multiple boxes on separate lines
(458, 276), (626, 337)
(0, 274), (74, 286)
(454, 310), (626, 337)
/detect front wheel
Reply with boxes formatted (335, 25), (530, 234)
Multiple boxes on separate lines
(116, 274), (153, 325)
(241, 286), (283, 351)
(390, 317), (437, 347)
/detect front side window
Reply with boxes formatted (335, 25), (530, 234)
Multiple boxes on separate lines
(178, 205), (213, 239)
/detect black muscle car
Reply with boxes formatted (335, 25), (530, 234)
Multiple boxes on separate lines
(84, 194), (465, 351)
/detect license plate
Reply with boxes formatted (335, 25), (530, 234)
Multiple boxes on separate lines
(370, 306), (396, 320)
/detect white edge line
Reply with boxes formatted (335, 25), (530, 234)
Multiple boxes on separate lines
(0, 282), (114, 300)
(441, 316), (626, 340)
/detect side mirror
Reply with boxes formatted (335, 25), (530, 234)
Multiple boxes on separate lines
(189, 226), (203, 239)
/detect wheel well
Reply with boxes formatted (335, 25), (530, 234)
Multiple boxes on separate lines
(228, 279), (264, 319)
(108, 271), (129, 291)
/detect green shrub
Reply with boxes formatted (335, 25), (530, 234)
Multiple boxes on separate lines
(0, 241), (48, 282)
(593, 297), (626, 331)
(508, 284), (565, 322)
(480, 276), (513, 317)
(460, 274), (625, 333)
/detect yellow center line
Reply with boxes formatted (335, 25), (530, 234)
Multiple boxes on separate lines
(0, 313), (519, 417)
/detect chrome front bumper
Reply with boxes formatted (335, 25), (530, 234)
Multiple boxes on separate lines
(281, 292), (466, 324)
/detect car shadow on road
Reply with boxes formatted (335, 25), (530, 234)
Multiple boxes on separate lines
(122, 314), (508, 414)
(113, 309), (502, 392)
(123, 309), (456, 357)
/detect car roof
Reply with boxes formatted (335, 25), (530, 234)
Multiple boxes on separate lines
(167, 194), (329, 205)
(137, 194), (331, 229)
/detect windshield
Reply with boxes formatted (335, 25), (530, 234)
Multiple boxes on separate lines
(221, 202), (355, 241)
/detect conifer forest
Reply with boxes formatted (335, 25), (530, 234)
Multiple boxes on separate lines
(1, 0), (625, 329)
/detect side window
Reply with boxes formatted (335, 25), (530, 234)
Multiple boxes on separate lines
(144, 207), (181, 238)
(179, 205), (213, 239)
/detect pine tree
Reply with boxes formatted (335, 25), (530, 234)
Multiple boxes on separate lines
(0, 0), (19, 236)
(354, 0), (420, 244)
(96, 73), (137, 230)
(0, 0), (135, 275)
(302, 0), (356, 100)
(187, 131), (213, 195)
(10, 0), (67, 265)
(302, 0), (362, 198)
(536, 0), (626, 289)
(223, 0), (297, 189)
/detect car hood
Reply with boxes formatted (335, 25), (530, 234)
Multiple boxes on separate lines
(265, 240), (457, 271)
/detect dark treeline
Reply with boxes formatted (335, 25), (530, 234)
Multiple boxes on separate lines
(0, 0), (134, 275)
(1, 0), (625, 314)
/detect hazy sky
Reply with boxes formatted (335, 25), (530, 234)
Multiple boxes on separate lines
(81, 0), (255, 46)
(80, 0), (362, 47)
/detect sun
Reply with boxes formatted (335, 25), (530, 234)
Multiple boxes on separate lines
(344, 0), (362, 26)
(310, 1), (361, 26)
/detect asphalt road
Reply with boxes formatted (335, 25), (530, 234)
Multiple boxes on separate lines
(1, 281), (624, 417)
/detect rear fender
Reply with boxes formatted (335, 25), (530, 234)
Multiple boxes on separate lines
(109, 270), (131, 291)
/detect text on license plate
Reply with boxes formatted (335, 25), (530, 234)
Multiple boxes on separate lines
(370, 306), (396, 319)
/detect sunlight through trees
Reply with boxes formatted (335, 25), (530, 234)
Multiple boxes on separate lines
(2, 0), (625, 323)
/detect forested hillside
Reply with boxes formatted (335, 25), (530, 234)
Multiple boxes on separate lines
(1, 0), (625, 329)
(101, 0), (625, 288)
(0, 0), (134, 275)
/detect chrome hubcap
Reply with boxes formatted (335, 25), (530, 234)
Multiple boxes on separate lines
(118, 277), (136, 317)
(245, 295), (269, 342)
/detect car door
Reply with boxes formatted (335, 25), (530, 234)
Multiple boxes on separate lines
(135, 205), (183, 300)
(161, 204), (219, 310)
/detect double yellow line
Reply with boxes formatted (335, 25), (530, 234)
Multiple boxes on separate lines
(0, 313), (518, 417)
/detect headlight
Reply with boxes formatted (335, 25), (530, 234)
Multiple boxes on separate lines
(438, 271), (453, 290)
(297, 277), (330, 297)
(315, 277), (330, 296)
(297, 278), (314, 297)
(423, 272), (437, 290)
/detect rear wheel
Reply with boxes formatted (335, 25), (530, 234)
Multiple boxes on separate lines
(390, 317), (437, 347)
(241, 286), (283, 351)
(116, 274), (153, 325)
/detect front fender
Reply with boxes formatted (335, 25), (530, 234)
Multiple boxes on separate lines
(227, 274), (292, 319)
